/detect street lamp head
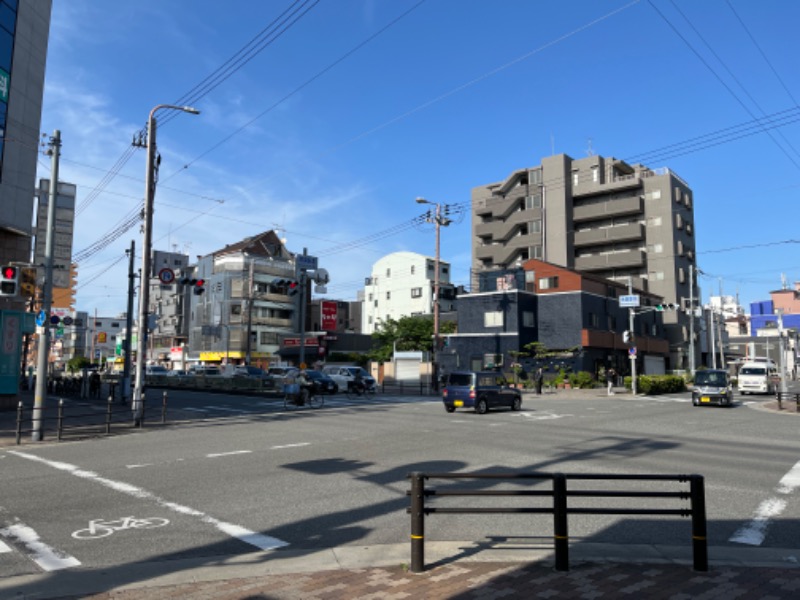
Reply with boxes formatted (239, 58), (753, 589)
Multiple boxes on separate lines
(416, 197), (431, 205)
(181, 106), (200, 115)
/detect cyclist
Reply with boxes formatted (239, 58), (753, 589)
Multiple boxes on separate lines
(296, 369), (313, 405)
(352, 368), (366, 395)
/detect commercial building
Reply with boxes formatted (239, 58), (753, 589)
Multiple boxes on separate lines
(362, 251), (456, 334)
(472, 153), (697, 370)
(443, 259), (668, 377)
(0, 0), (51, 311)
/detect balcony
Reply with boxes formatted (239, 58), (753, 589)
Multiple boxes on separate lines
(573, 195), (643, 222)
(574, 250), (646, 271)
(574, 223), (645, 248)
(573, 174), (642, 198)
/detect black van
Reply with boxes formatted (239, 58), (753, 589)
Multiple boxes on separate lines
(442, 371), (522, 414)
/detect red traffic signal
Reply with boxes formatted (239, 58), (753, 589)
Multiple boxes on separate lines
(0, 265), (19, 296)
(2, 266), (17, 279)
(194, 279), (206, 295)
(288, 281), (299, 296)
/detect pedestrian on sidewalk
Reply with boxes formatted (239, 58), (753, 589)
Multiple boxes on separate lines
(607, 367), (616, 396)
(534, 368), (543, 395)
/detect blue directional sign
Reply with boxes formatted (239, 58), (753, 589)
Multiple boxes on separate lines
(35, 310), (47, 327)
(619, 294), (640, 308)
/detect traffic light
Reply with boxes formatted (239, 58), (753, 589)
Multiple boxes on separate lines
(194, 278), (205, 295)
(20, 267), (37, 298)
(288, 281), (300, 296)
(0, 265), (19, 296)
(623, 330), (632, 344)
(655, 303), (678, 311)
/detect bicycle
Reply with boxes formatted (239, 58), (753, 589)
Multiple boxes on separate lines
(72, 516), (169, 539)
(346, 381), (377, 400)
(283, 385), (324, 410)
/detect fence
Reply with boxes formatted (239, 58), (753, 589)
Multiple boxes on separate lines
(14, 391), (169, 444)
(407, 471), (707, 573)
(775, 392), (800, 412)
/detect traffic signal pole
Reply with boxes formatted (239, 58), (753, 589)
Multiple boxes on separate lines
(628, 277), (637, 396)
(32, 130), (61, 441)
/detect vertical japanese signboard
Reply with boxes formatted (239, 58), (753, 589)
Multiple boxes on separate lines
(321, 300), (337, 331)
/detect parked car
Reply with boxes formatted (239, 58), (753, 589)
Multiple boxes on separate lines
(692, 369), (734, 407)
(233, 365), (274, 388)
(188, 365), (222, 377)
(268, 366), (299, 390)
(442, 371), (522, 414)
(737, 361), (778, 395)
(321, 365), (376, 393)
(304, 370), (338, 394)
(145, 365), (169, 376)
(167, 369), (188, 377)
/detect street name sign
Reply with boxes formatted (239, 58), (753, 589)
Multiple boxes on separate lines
(619, 294), (640, 308)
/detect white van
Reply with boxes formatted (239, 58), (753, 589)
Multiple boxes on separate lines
(737, 361), (778, 395)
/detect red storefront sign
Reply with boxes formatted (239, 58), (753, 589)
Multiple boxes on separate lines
(321, 300), (338, 332)
(283, 338), (319, 347)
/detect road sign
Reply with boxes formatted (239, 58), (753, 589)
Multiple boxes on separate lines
(158, 268), (175, 284)
(296, 254), (318, 271)
(629, 346), (637, 357)
(619, 294), (640, 308)
(35, 310), (47, 326)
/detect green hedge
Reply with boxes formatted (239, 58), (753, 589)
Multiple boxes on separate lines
(623, 374), (686, 394)
(569, 371), (596, 389)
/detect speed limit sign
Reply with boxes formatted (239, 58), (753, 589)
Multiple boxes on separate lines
(158, 268), (175, 284)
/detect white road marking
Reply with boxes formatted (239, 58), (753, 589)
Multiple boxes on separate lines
(8, 451), (287, 552)
(270, 443), (310, 450)
(205, 406), (251, 413)
(730, 459), (800, 546)
(0, 540), (12, 553)
(0, 520), (81, 571)
(126, 464), (153, 469)
(206, 450), (252, 458)
(181, 407), (210, 413)
(517, 412), (573, 420)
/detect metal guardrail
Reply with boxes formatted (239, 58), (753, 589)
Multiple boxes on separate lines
(775, 392), (800, 412)
(407, 471), (707, 573)
(15, 391), (169, 444)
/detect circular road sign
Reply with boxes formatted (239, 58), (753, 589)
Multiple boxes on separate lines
(158, 268), (175, 284)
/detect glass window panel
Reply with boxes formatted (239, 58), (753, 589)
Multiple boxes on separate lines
(0, 3), (16, 35)
(0, 28), (12, 72)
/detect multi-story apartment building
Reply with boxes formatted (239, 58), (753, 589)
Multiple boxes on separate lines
(0, 0), (51, 314)
(148, 249), (191, 357)
(472, 153), (697, 370)
(185, 230), (300, 367)
(361, 251), (456, 334)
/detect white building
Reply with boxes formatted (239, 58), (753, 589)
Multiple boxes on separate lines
(362, 251), (455, 334)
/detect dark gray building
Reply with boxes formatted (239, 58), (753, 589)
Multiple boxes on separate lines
(472, 153), (697, 370)
(0, 0), (51, 312)
(443, 260), (668, 378)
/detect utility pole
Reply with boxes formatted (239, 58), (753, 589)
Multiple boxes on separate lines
(32, 130), (61, 441)
(689, 264), (695, 376)
(628, 276), (637, 395)
(245, 258), (254, 365)
(709, 307), (717, 369)
(777, 310), (788, 394)
(121, 240), (135, 404)
(717, 278), (726, 370)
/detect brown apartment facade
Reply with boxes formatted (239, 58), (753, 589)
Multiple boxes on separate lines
(472, 153), (698, 371)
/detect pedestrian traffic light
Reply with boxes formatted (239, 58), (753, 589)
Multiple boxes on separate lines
(0, 265), (19, 296)
(655, 303), (678, 311)
(194, 278), (205, 295)
(623, 330), (632, 344)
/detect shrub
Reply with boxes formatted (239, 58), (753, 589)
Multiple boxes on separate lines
(569, 371), (595, 389)
(624, 374), (686, 394)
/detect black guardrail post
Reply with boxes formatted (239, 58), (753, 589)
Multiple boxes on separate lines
(777, 391), (783, 410)
(690, 474), (708, 572)
(410, 472), (426, 573)
(795, 393), (800, 413)
(162, 391), (168, 424)
(16, 401), (23, 445)
(57, 399), (65, 441)
(553, 473), (569, 571)
(106, 394), (113, 435)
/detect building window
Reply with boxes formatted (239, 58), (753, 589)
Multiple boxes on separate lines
(538, 276), (559, 290)
(523, 311), (535, 327)
(368, 316), (373, 324)
(645, 189), (662, 201)
(647, 243), (663, 253)
(647, 216), (662, 227)
(231, 304), (242, 315)
(386, 268), (391, 277)
(484, 311), (503, 327)
(676, 214), (684, 229)
(589, 312), (599, 328)
(111, 322), (119, 328)
(678, 267), (686, 283)
(677, 240), (684, 255)
(531, 219), (542, 233)
(525, 194), (542, 209)
(374, 300), (378, 307)
(386, 291), (391, 300)
(442, 266), (449, 275)
(532, 245), (543, 259)
(675, 187), (683, 202)
(411, 287), (422, 298)
(411, 265), (415, 275)
(531, 170), (542, 185)
(572, 171), (579, 187)
(592, 167), (599, 182)
(368, 293), (373, 301)
(607, 315), (617, 330)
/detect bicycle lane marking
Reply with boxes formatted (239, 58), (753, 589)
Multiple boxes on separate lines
(729, 459), (800, 546)
(7, 451), (288, 551)
(0, 519), (81, 571)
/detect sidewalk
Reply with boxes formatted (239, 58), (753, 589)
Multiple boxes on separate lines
(3, 541), (799, 599)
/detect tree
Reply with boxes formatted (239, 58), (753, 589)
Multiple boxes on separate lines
(369, 315), (452, 363)
(67, 355), (91, 374)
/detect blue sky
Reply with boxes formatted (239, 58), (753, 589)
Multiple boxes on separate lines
(39, 0), (800, 317)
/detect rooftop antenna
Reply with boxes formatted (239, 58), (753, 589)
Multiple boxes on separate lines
(587, 138), (594, 156)
(781, 272), (788, 289)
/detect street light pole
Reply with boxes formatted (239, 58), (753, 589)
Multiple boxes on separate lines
(416, 197), (451, 391)
(132, 104), (199, 424)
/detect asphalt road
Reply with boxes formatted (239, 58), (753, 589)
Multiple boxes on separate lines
(1, 388), (799, 585)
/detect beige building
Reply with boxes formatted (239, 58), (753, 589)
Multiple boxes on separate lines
(472, 153), (698, 370)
